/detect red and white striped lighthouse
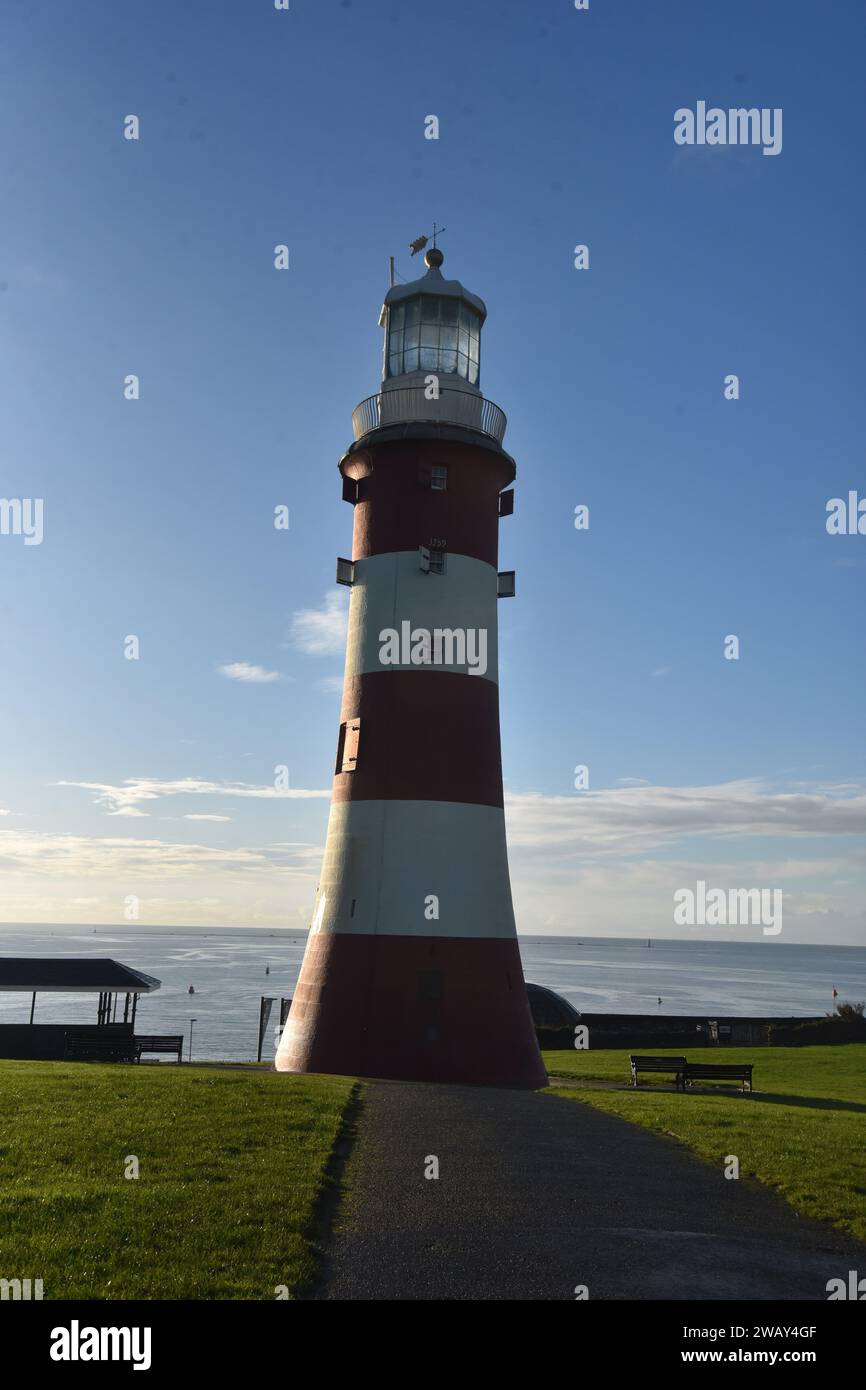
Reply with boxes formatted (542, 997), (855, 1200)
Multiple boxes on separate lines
(276, 245), (546, 1088)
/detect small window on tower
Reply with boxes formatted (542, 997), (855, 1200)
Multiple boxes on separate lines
(335, 719), (361, 773)
(431, 465), (448, 491)
(428, 549), (446, 576)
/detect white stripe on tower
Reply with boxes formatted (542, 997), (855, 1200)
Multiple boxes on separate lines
(345, 551), (499, 682)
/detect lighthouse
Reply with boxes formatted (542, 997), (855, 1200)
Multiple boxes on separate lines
(276, 243), (547, 1088)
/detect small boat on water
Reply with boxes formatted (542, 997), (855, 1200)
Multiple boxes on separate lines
(265, 962), (270, 976)
(188, 985), (195, 994)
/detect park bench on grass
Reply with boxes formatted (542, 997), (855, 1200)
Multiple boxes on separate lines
(135, 1034), (184, 1063)
(676, 1062), (754, 1093)
(629, 1055), (688, 1087)
(64, 1031), (140, 1064)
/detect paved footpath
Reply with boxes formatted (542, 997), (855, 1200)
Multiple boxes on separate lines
(317, 1080), (863, 1301)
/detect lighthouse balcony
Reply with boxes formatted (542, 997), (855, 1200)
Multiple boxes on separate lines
(351, 385), (507, 446)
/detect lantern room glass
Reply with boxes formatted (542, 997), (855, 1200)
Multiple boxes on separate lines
(386, 296), (480, 384)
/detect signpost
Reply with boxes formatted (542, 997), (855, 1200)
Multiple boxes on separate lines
(257, 997), (275, 1063)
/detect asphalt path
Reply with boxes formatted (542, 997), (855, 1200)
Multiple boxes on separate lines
(316, 1079), (864, 1301)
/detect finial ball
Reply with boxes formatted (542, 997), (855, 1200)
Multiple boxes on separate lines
(424, 246), (444, 269)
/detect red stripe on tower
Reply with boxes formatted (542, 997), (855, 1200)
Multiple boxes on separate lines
(275, 242), (546, 1088)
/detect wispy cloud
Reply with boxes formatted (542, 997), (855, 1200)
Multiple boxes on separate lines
(3, 778), (865, 939)
(218, 662), (282, 684)
(4, 263), (70, 293)
(289, 590), (349, 656)
(508, 854), (864, 942)
(57, 777), (330, 817)
(505, 779), (866, 859)
(0, 829), (322, 880)
(184, 814), (232, 823)
(0, 830), (325, 927)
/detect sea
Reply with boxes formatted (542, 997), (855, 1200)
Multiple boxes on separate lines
(1, 925), (864, 1063)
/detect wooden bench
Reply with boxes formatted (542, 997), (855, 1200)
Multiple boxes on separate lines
(135, 1034), (184, 1063)
(65, 1031), (140, 1064)
(677, 1062), (753, 1093)
(629, 1055), (688, 1087)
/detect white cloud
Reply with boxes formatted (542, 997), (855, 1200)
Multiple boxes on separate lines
(184, 814), (232, 823)
(289, 590), (349, 656)
(6, 263), (69, 292)
(3, 778), (866, 940)
(509, 854), (865, 944)
(0, 829), (322, 881)
(0, 831), (325, 927)
(56, 777), (330, 817)
(218, 662), (282, 683)
(505, 779), (866, 859)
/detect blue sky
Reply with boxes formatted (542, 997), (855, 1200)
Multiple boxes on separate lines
(1, 0), (864, 942)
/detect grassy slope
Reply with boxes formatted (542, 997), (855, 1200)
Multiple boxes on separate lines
(0, 1061), (355, 1299)
(543, 1045), (866, 1243)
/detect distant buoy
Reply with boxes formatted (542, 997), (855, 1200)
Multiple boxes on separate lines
(188, 985), (195, 995)
(265, 963), (270, 976)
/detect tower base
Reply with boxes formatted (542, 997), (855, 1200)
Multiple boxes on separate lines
(276, 932), (548, 1089)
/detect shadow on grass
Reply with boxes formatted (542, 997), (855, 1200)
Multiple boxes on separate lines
(731, 1090), (866, 1116)
(550, 1076), (866, 1115)
(300, 1081), (364, 1300)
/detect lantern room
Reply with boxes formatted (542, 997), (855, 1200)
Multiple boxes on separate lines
(379, 247), (487, 388)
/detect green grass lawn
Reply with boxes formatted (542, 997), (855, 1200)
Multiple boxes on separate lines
(543, 1044), (866, 1243)
(0, 1061), (356, 1299)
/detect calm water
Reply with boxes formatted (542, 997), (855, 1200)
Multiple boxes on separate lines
(1, 926), (864, 1062)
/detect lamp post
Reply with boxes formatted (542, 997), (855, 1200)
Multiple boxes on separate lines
(188, 1018), (197, 1063)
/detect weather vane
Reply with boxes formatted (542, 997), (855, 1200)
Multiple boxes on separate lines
(409, 222), (447, 256)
